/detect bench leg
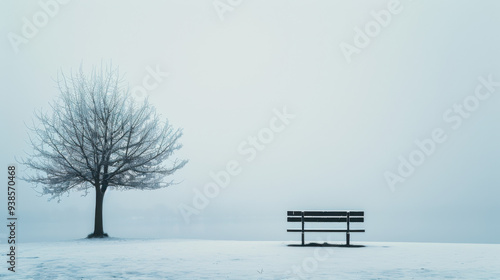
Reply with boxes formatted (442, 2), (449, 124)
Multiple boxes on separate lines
(346, 212), (350, 246)
(301, 212), (305, 245)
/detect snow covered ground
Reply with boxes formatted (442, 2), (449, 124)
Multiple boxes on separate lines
(2, 239), (499, 279)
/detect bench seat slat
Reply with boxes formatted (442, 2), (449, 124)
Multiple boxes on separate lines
(287, 229), (366, 233)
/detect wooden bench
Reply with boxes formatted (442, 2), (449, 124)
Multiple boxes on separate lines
(287, 210), (365, 245)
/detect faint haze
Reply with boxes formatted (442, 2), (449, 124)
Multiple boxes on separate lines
(1, 0), (500, 243)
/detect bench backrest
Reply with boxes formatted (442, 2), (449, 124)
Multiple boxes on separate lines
(287, 211), (364, 223)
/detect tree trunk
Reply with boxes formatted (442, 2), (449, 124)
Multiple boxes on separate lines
(87, 186), (108, 238)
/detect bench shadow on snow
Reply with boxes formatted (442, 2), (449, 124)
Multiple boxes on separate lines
(288, 242), (365, 248)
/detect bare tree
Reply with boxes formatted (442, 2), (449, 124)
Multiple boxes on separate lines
(22, 64), (187, 238)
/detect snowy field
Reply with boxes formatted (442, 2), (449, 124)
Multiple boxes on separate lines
(2, 239), (499, 279)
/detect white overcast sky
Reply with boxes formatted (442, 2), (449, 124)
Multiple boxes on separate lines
(1, 0), (500, 243)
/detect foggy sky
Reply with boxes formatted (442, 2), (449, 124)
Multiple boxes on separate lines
(1, 0), (500, 244)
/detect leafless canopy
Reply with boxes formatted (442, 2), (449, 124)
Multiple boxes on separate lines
(22, 65), (187, 199)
